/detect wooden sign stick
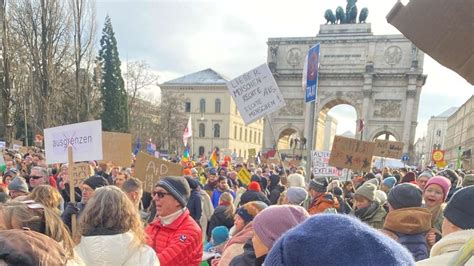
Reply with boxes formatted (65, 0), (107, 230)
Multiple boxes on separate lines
(67, 145), (77, 239)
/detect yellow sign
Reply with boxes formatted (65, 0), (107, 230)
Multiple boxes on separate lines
(436, 160), (447, 168)
(238, 168), (251, 186)
(432, 150), (444, 162)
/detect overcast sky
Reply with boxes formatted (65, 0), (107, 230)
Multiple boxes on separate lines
(96, 0), (473, 140)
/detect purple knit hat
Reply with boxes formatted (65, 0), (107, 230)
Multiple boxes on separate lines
(424, 175), (451, 200)
(252, 205), (309, 249)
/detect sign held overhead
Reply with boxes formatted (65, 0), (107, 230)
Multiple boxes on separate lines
(373, 139), (404, 159)
(329, 136), (375, 172)
(135, 152), (184, 193)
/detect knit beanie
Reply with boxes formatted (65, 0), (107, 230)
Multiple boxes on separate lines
(209, 168), (217, 175)
(443, 186), (474, 230)
(417, 171), (434, 180)
(332, 187), (343, 197)
(287, 187), (308, 205)
(462, 174), (474, 187)
(287, 173), (305, 188)
(235, 201), (268, 224)
(424, 176), (451, 201)
(402, 172), (416, 183)
(251, 175), (261, 183)
(157, 176), (191, 207)
(375, 190), (387, 206)
(387, 183), (422, 209)
(253, 205), (309, 249)
(382, 176), (397, 189)
(184, 175), (199, 190)
(355, 183), (377, 201)
(438, 169), (460, 187)
(7, 177), (29, 193)
(266, 214), (415, 265)
(248, 181), (261, 192)
(211, 226), (229, 245)
(83, 175), (109, 190)
(366, 178), (379, 187)
(183, 168), (192, 176)
(309, 177), (328, 193)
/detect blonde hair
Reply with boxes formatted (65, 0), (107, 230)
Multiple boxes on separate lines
(277, 190), (288, 205)
(219, 192), (235, 219)
(0, 202), (74, 259)
(79, 186), (145, 246)
(26, 185), (62, 212)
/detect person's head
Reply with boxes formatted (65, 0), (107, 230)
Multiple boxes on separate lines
(308, 177), (328, 198)
(115, 172), (129, 188)
(423, 175), (451, 208)
(416, 171), (433, 190)
(110, 166), (120, 177)
(381, 176), (397, 193)
(121, 177), (143, 207)
(387, 183), (422, 211)
(442, 186), (474, 237)
(401, 171), (416, 183)
(343, 181), (354, 192)
(287, 173), (305, 188)
(0, 201), (74, 259)
(208, 168), (218, 183)
(217, 176), (228, 191)
(462, 174), (474, 187)
(248, 181), (261, 192)
(437, 169), (460, 188)
(80, 186), (145, 246)
(5, 160), (15, 171)
(252, 205), (309, 258)
(152, 176), (190, 217)
(191, 168), (198, 178)
(286, 187), (308, 206)
(211, 226), (229, 246)
(81, 175), (109, 204)
(266, 214), (415, 265)
(234, 201), (268, 233)
(2, 169), (18, 184)
(27, 185), (62, 211)
(29, 166), (49, 188)
(7, 177), (29, 199)
(354, 183), (377, 209)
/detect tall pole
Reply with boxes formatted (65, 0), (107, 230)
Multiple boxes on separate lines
(24, 96), (28, 147)
(305, 101), (316, 184)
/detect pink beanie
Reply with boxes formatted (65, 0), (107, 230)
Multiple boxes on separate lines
(424, 175), (451, 200)
(253, 205), (309, 249)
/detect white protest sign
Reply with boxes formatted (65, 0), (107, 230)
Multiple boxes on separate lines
(0, 141), (6, 150)
(311, 150), (343, 177)
(44, 120), (103, 164)
(226, 63), (285, 125)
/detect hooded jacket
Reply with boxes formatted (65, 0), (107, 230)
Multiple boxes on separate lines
(352, 201), (387, 229)
(416, 230), (474, 265)
(239, 190), (271, 206)
(308, 193), (339, 215)
(75, 231), (159, 265)
(207, 206), (234, 240)
(218, 222), (254, 266)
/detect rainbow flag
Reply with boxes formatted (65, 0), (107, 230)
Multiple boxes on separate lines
(182, 146), (190, 162)
(209, 148), (218, 167)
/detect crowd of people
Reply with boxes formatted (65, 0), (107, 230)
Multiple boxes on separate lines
(0, 146), (473, 265)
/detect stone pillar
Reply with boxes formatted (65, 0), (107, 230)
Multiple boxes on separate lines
(402, 75), (417, 153)
(361, 73), (373, 141)
(263, 116), (274, 149)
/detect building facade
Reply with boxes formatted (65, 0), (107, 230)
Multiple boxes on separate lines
(445, 96), (473, 170)
(160, 69), (264, 160)
(322, 115), (338, 151)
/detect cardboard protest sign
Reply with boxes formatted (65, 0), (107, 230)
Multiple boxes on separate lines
(311, 151), (343, 177)
(71, 163), (93, 187)
(373, 140), (404, 159)
(248, 148), (256, 158)
(10, 139), (23, 150)
(247, 157), (256, 165)
(238, 168), (251, 186)
(329, 136), (375, 172)
(267, 158), (280, 165)
(135, 152), (184, 193)
(101, 132), (132, 167)
(226, 63), (286, 125)
(44, 120), (103, 164)
(18, 146), (28, 155)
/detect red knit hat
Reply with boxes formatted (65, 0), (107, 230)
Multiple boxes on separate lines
(183, 168), (192, 176)
(248, 181), (261, 192)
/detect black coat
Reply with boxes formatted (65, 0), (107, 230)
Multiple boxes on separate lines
(207, 206), (234, 239)
(186, 189), (202, 223)
(268, 185), (285, 205)
(240, 190), (271, 206)
(229, 239), (257, 266)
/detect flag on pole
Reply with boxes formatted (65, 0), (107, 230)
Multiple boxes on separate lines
(209, 148), (218, 168)
(357, 118), (365, 132)
(183, 117), (192, 146)
(146, 138), (156, 155)
(133, 137), (142, 155)
(182, 145), (190, 162)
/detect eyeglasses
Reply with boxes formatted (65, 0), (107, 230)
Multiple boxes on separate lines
(29, 175), (43, 180)
(152, 191), (171, 198)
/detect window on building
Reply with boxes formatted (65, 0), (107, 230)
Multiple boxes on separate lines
(214, 124), (220, 138)
(185, 101), (191, 113)
(199, 146), (205, 156)
(215, 99), (221, 113)
(239, 127), (243, 140)
(254, 131), (257, 144)
(199, 123), (205, 137)
(436, 130), (442, 137)
(200, 99), (206, 113)
(234, 125), (237, 139)
(245, 129), (248, 141)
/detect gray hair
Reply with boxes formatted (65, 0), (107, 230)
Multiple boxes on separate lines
(31, 166), (49, 178)
(122, 177), (143, 194)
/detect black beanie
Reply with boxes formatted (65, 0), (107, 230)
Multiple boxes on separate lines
(83, 175), (109, 190)
(309, 177), (328, 193)
(184, 175), (199, 190)
(387, 183), (422, 209)
(157, 176), (190, 207)
(444, 186), (474, 230)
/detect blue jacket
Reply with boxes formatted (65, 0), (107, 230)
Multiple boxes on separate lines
(211, 189), (235, 208)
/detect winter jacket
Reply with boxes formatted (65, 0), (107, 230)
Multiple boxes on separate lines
(199, 190), (214, 242)
(218, 222), (254, 266)
(211, 189), (236, 208)
(416, 229), (474, 266)
(187, 189), (202, 223)
(382, 207), (432, 261)
(423, 203), (445, 233)
(229, 238), (256, 266)
(145, 209), (203, 266)
(268, 185), (285, 205)
(75, 231), (159, 265)
(239, 190), (271, 206)
(61, 202), (86, 232)
(308, 193), (340, 215)
(352, 201), (387, 229)
(207, 206), (234, 240)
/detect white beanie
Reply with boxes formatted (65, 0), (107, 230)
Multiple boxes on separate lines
(287, 174), (305, 188)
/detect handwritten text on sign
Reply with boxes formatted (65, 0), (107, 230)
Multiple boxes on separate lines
(311, 151), (342, 177)
(71, 163), (92, 187)
(135, 152), (183, 193)
(226, 64), (285, 125)
(373, 139), (404, 159)
(329, 136), (375, 172)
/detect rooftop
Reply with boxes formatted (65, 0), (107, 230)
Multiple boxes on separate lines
(162, 68), (230, 85)
(436, 107), (458, 118)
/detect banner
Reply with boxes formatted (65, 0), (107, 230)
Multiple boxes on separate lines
(305, 43), (320, 103)
(101, 131), (132, 167)
(226, 63), (285, 125)
(238, 168), (251, 186)
(135, 152), (183, 193)
(71, 163), (93, 187)
(311, 151), (343, 177)
(10, 139), (23, 150)
(329, 136), (375, 172)
(0, 141), (6, 150)
(44, 120), (103, 164)
(373, 139), (404, 159)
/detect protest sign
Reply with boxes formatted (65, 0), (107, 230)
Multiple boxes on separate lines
(248, 148), (256, 158)
(267, 158), (280, 165)
(238, 168), (251, 186)
(329, 136), (375, 172)
(135, 152), (184, 193)
(226, 63), (286, 125)
(236, 157), (244, 165)
(18, 146), (28, 155)
(101, 131), (132, 167)
(311, 151), (343, 177)
(373, 139), (404, 159)
(10, 139), (23, 150)
(44, 120), (103, 164)
(0, 141), (6, 150)
(71, 162), (93, 187)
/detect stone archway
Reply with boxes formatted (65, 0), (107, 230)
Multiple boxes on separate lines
(277, 127), (299, 150)
(370, 128), (400, 142)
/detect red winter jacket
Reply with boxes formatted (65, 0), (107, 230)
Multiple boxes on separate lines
(145, 209), (203, 266)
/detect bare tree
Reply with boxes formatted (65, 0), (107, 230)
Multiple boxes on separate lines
(158, 92), (186, 153)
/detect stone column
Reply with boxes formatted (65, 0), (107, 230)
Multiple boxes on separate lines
(361, 72), (373, 141)
(402, 75), (417, 153)
(263, 115), (274, 149)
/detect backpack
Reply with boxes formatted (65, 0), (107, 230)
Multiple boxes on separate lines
(395, 232), (429, 261)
